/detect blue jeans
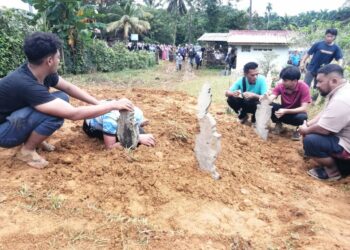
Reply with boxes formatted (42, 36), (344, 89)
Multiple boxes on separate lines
(0, 91), (69, 148)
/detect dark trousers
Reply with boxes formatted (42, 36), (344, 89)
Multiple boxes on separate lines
(304, 71), (316, 88)
(227, 96), (259, 121)
(303, 134), (350, 176)
(271, 103), (307, 126)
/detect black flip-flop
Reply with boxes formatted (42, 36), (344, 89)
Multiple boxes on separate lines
(307, 167), (341, 181)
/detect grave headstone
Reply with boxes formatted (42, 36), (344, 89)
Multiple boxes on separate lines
(117, 110), (139, 149)
(254, 94), (272, 140)
(195, 84), (221, 180)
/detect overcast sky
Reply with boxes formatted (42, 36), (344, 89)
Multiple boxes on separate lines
(234, 0), (345, 16)
(0, 0), (30, 11)
(0, 0), (346, 16)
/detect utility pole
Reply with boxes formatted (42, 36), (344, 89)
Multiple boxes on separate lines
(28, 4), (33, 13)
(249, 0), (252, 30)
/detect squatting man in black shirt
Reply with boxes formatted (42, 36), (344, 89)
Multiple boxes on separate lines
(0, 32), (134, 169)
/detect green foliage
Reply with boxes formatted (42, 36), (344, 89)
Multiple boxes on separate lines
(0, 9), (35, 77)
(105, 0), (151, 41)
(22, 0), (104, 74)
(86, 40), (156, 73)
(145, 8), (174, 44)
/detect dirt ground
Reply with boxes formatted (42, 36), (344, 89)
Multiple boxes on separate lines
(0, 64), (350, 250)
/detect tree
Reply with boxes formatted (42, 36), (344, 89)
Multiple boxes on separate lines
(279, 14), (297, 30)
(0, 9), (35, 76)
(144, 8), (173, 44)
(143, 0), (164, 8)
(22, 0), (102, 73)
(203, 0), (220, 32)
(106, 0), (151, 42)
(166, 0), (191, 44)
(265, 2), (272, 29)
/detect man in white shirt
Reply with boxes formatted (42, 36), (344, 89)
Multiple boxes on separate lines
(298, 64), (350, 181)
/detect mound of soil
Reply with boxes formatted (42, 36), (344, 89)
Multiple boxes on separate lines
(0, 87), (349, 249)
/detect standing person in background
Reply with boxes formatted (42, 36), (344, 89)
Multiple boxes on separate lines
(195, 51), (202, 70)
(188, 45), (196, 68)
(289, 50), (301, 66)
(176, 53), (183, 71)
(299, 28), (343, 100)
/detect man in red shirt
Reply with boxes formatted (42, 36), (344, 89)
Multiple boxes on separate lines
(267, 66), (311, 140)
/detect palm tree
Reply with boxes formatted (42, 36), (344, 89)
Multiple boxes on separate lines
(166, 0), (191, 44)
(143, 0), (164, 8)
(279, 15), (297, 30)
(106, 1), (150, 42)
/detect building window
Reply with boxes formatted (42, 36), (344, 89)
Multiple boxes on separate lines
(253, 47), (272, 51)
(241, 46), (251, 52)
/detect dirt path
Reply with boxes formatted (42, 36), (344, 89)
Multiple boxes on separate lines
(0, 64), (349, 249)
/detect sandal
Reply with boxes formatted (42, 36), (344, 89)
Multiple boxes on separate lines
(307, 166), (341, 181)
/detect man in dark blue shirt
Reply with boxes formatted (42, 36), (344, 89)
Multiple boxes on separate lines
(300, 29), (343, 90)
(0, 32), (134, 169)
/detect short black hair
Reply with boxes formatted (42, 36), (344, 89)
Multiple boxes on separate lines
(317, 64), (344, 77)
(279, 66), (301, 81)
(24, 32), (62, 65)
(243, 62), (258, 74)
(325, 28), (338, 36)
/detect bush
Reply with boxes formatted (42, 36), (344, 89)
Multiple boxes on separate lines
(0, 9), (35, 77)
(85, 40), (156, 73)
(0, 9), (155, 76)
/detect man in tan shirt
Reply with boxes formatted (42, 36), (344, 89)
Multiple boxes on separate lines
(298, 64), (350, 181)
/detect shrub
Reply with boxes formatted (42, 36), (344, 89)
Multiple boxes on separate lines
(0, 9), (35, 77)
(85, 40), (156, 73)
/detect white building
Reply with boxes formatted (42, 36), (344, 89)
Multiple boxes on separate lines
(228, 30), (295, 72)
(198, 30), (296, 73)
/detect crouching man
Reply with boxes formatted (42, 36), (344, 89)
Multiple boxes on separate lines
(225, 62), (268, 124)
(267, 66), (311, 140)
(0, 32), (134, 169)
(298, 64), (350, 181)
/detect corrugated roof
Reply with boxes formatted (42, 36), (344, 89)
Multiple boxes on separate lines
(197, 33), (229, 42)
(227, 30), (294, 45)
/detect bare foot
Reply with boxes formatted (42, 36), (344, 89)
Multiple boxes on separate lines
(39, 141), (55, 152)
(15, 147), (49, 169)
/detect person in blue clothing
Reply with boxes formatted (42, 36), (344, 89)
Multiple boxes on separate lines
(289, 50), (301, 66)
(300, 28), (343, 89)
(83, 104), (155, 149)
(225, 62), (268, 124)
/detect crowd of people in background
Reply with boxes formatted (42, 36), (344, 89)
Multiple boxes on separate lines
(126, 42), (205, 70)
